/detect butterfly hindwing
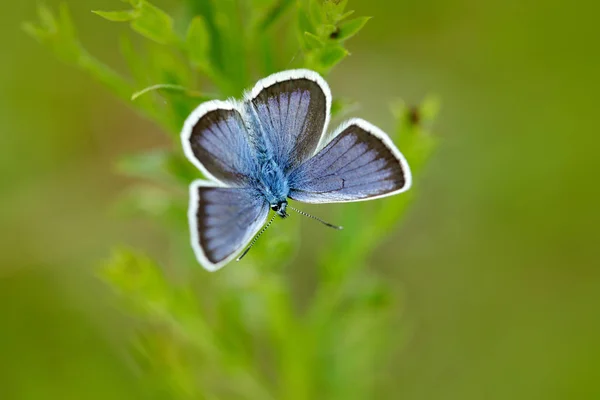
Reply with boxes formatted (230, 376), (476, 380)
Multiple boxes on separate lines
(244, 69), (331, 173)
(288, 119), (412, 203)
(189, 181), (269, 271)
(182, 101), (256, 185)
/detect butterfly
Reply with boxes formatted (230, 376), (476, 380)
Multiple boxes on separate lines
(181, 69), (412, 271)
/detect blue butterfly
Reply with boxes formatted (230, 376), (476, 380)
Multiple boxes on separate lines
(181, 69), (412, 271)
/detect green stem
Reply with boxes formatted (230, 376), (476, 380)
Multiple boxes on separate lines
(130, 83), (217, 101)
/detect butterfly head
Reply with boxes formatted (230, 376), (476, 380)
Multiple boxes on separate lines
(270, 200), (288, 218)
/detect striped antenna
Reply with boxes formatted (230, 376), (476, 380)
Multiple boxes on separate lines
(237, 213), (278, 261)
(288, 205), (343, 230)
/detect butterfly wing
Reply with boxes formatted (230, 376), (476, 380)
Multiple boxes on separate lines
(244, 69), (331, 173)
(189, 181), (269, 271)
(181, 100), (256, 185)
(288, 119), (412, 203)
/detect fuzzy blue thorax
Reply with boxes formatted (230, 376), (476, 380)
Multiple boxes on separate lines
(257, 158), (289, 203)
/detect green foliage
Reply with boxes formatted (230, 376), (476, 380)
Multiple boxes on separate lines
(335, 16), (371, 41)
(25, 0), (439, 399)
(297, 0), (360, 72)
(185, 16), (210, 69)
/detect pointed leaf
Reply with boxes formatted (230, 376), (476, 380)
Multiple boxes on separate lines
(92, 9), (139, 22)
(131, 2), (177, 45)
(323, 0), (350, 22)
(297, 5), (313, 34)
(119, 35), (150, 84)
(258, 0), (295, 31)
(297, 6), (314, 51)
(337, 9), (355, 21)
(21, 22), (46, 41)
(304, 31), (325, 49)
(318, 45), (348, 68)
(186, 16), (210, 68)
(309, 0), (325, 25)
(120, 0), (143, 6)
(334, 16), (371, 41)
(420, 95), (442, 124)
(58, 3), (77, 39)
(37, 4), (58, 31)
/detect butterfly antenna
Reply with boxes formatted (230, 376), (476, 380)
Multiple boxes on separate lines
(286, 49), (302, 68)
(237, 213), (278, 261)
(288, 205), (343, 230)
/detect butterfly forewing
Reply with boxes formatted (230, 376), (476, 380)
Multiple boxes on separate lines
(288, 119), (412, 203)
(189, 182), (269, 271)
(245, 70), (331, 173)
(182, 101), (256, 185)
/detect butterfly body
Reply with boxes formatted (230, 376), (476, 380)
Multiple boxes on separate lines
(235, 103), (292, 216)
(254, 153), (290, 216)
(181, 69), (412, 271)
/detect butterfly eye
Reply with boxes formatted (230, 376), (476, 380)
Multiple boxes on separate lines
(270, 204), (280, 212)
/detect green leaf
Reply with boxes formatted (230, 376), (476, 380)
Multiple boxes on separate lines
(337, 9), (355, 21)
(309, 0), (325, 25)
(21, 22), (44, 41)
(119, 35), (150, 85)
(92, 9), (139, 22)
(58, 3), (77, 38)
(23, 4), (81, 64)
(258, 0), (295, 31)
(297, 5), (314, 35)
(317, 45), (349, 68)
(317, 23), (337, 38)
(37, 3), (58, 32)
(130, 83), (213, 101)
(390, 96), (440, 175)
(120, 0), (143, 7)
(131, 1), (177, 45)
(420, 95), (442, 124)
(186, 16), (210, 68)
(304, 31), (325, 49)
(297, 6), (314, 51)
(323, 0), (351, 23)
(334, 16), (371, 41)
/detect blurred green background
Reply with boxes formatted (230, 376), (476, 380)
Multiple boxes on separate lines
(2, 0), (599, 399)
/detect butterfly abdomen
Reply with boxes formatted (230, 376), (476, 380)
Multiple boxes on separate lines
(256, 157), (290, 206)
